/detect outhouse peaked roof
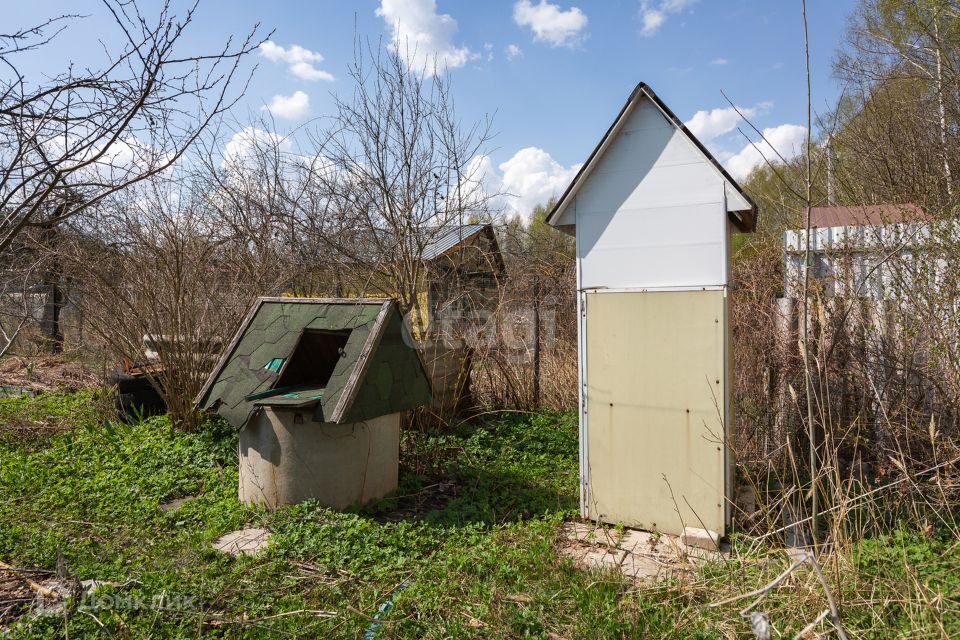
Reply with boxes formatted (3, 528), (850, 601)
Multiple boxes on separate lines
(421, 223), (490, 260)
(545, 81), (757, 233)
(195, 298), (432, 427)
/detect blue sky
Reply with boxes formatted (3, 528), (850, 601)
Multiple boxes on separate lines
(8, 0), (857, 217)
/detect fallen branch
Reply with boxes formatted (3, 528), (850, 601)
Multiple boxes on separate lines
(0, 560), (60, 600)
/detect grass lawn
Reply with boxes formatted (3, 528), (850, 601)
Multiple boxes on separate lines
(1, 391), (958, 638)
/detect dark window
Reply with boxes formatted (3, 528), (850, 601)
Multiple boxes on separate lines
(275, 329), (351, 388)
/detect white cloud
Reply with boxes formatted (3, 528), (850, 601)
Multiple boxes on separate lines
(684, 102), (802, 180)
(223, 127), (292, 168)
(505, 43), (523, 60)
(289, 62), (334, 82)
(259, 41), (334, 81)
(472, 147), (581, 218)
(513, 0), (588, 48)
(686, 105), (755, 143)
(710, 57), (728, 65)
(641, 9), (665, 35)
(262, 91), (310, 120)
(376, 0), (473, 75)
(483, 42), (494, 62)
(640, 0), (697, 37)
(725, 123), (807, 180)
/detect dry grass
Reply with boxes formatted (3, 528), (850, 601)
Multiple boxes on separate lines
(0, 355), (101, 395)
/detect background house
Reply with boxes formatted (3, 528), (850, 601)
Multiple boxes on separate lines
(421, 223), (505, 339)
(783, 204), (928, 299)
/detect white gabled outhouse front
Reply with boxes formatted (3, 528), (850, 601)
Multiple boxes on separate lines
(546, 82), (757, 537)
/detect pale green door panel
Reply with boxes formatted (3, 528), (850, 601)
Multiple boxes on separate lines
(584, 289), (728, 536)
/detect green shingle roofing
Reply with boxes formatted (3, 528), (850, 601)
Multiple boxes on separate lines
(195, 298), (432, 428)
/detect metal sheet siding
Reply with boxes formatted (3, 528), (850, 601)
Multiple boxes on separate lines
(584, 290), (727, 535)
(545, 85), (755, 229)
(574, 99), (728, 290)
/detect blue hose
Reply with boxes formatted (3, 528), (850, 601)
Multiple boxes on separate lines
(362, 581), (408, 640)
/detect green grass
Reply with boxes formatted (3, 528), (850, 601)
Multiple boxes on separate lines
(1, 394), (958, 638)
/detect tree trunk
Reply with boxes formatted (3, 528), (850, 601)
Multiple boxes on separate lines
(39, 225), (64, 353)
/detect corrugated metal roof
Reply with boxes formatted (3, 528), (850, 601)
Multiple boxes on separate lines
(329, 223), (496, 264)
(420, 223), (490, 260)
(802, 204), (925, 228)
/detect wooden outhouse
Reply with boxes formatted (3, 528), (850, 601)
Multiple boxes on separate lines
(546, 82), (757, 537)
(196, 298), (432, 510)
(419, 223), (505, 415)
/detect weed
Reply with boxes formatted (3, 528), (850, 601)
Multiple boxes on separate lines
(0, 393), (957, 637)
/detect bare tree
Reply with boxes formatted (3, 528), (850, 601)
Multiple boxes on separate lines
(66, 171), (288, 429)
(0, 0), (266, 256)
(302, 43), (498, 334)
(836, 0), (960, 207)
(194, 119), (326, 296)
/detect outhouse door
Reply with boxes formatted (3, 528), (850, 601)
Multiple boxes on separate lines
(582, 288), (729, 535)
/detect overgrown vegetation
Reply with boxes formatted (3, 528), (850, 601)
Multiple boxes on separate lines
(4, 0), (960, 636)
(1, 393), (957, 638)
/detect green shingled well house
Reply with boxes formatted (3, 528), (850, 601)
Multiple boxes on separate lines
(196, 297), (432, 510)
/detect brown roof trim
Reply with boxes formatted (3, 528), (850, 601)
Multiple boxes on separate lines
(544, 82), (757, 233)
(481, 224), (507, 274)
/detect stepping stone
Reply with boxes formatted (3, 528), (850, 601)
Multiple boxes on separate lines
(785, 547), (811, 563)
(680, 526), (721, 552)
(213, 527), (271, 556)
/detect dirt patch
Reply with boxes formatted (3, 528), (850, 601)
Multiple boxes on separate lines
(374, 479), (457, 522)
(0, 356), (101, 395)
(0, 566), (52, 628)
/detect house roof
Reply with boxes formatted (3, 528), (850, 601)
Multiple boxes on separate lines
(421, 223), (506, 274)
(803, 204), (925, 228)
(421, 223), (490, 260)
(195, 297), (432, 427)
(331, 222), (503, 271)
(545, 81), (757, 233)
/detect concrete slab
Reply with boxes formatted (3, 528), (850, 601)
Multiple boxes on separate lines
(619, 529), (668, 555)
(680, 526), (721, 552)
(562, 545), (626, 571)
(559, 520), (728, 583)
(561, 521), (622, 546)
(618, 553), (668, 580)
(213, 527), (271, 556)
